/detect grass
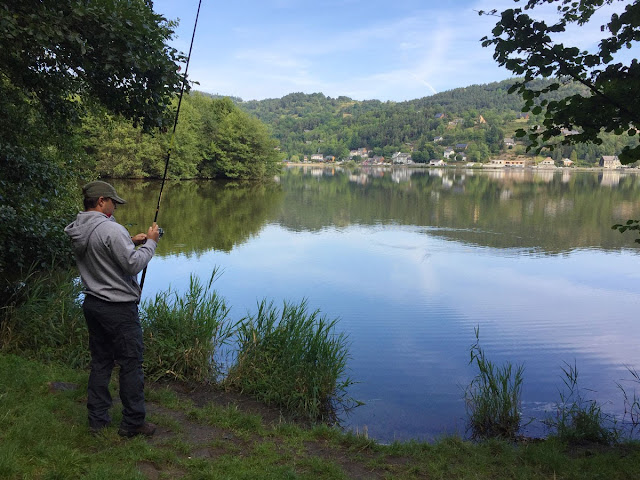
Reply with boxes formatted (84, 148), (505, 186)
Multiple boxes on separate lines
(465, 326), (525, 440)
(618, 366), (640, 435)
(544, 361), (619, 445)
(2, 353), (640, 480)
(1, 269), (355, 422)
(0, 268), (89, 368)
(140, 270), (234, 383)
(225, 298), (354, 422)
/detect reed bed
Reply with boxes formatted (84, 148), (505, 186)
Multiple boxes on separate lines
(465, 327), (524, 440)
(140, 271), (234, 383)
(225, 299), (353, 422)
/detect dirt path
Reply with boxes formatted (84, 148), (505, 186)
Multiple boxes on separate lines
(140, 382), (398, 479)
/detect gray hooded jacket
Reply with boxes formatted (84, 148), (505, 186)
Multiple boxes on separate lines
(64, 211), (157, 303)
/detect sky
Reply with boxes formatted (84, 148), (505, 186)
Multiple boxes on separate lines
(151, 0), (637, 102)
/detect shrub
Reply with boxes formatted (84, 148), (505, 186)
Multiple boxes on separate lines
(141, 271), (233, 383)
(225, 299), (353, 421)
(465, 327), (524, 440)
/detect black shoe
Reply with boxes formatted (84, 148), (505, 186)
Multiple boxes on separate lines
(118, 422), (156, 438)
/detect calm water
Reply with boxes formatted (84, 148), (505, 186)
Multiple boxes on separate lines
(112, 167), (640, 442)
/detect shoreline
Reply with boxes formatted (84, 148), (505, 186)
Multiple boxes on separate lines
(285, 162), (640, 172)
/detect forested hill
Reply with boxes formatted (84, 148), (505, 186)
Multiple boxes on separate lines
(226, 78), (624, 164)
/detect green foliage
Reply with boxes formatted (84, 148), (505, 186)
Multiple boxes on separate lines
(480, 1), (640, 163)
(0, 144), (79, 280)
(0, 0), (184, 288)
(141, 271), (234, 383)
(612, 219), (640, 244)
(200, 97), (283, 179)
(0, 0), (184, 131)
(465, 327), (525, 440)
(83, 94), (283, 180)
(225, 299), (354, 422)
(544, 361), (619, 445)
(0, 269), (88, 368)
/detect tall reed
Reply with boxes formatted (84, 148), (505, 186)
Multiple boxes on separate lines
(465, 326), (524, 440)
(225, 299), (353, 421)
(617, 366), (640, 436)
(140, 271), (234, 383)
(545, 361), (618, 445)
(0, 268), (88, 368)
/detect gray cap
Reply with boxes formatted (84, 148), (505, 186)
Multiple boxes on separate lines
(82, 181), (126, 204)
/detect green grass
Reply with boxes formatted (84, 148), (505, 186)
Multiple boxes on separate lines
(0, 268), (89, 368)
(140, 270), (234, 383)
(2, 353), (640, 480)
(465, 326), (525, 440)
(544, 361), (620, 445)
(225, 298), (354, 422)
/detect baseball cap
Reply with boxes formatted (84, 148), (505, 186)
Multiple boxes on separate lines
(82, 181), (126, 204)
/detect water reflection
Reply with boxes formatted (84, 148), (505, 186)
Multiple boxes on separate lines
(113, 168), (640, 257)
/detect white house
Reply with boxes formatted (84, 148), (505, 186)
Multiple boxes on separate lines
(392, 152), (413, 164)
(538, 157), (556, 168)
(443, 148), (455, 159)
(600, 155), (622, 169)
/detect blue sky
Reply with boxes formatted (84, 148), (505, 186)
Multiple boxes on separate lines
(152, 0), (637, 102)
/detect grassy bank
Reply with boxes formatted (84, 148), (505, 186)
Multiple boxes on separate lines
(1, 269), (354, 423)
(2, 353), (640, 480)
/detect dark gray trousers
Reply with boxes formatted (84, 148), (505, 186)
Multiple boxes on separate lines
(82, 295), (146, 430)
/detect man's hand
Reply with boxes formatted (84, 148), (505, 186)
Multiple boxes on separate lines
(147, 222), (160, 243)
(131, 233), (147, 246)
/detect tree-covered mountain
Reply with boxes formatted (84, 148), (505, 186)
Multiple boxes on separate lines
(232, 79), (637, 165)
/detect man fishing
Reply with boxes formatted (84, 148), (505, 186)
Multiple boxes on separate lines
(64, 180), (160, 437)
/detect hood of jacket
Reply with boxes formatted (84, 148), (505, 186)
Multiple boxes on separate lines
(64, 211), (113, 258)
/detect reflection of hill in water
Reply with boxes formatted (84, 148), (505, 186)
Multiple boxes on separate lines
(111, 169), (640, 256)
(277, 167), (640, 254)
(110, 180), (285, 256)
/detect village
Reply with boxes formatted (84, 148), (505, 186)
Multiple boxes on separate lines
(295, 146), (625, 170)
(291, 113), (628, 170)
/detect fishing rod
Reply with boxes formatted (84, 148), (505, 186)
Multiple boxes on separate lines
(140, 0), (203, 291)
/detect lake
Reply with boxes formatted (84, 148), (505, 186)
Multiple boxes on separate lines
(111, 166), (640, 443)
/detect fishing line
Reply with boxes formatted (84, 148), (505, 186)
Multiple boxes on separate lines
(140, 0), (203, 291)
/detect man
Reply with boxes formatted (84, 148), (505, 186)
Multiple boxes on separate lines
(64, 180), (160, 437)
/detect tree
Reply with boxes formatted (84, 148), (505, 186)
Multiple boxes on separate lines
(199, 98), (283, 179)
(0, 0), (184, 130)
(479, 0), (640, 162)
(0, 0), (184, 285)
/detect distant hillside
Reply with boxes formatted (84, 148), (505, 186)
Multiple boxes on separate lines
(210, 79), (636, 165)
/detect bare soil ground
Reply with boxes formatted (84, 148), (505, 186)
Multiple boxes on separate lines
(141, 381), (403, 479)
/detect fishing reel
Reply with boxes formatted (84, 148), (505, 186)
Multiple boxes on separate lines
(157, 227), (164, 239)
